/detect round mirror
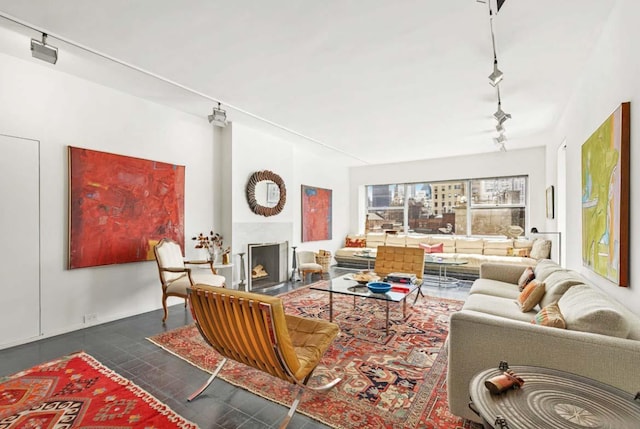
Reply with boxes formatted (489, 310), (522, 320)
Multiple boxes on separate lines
(246, 170), (286, 216)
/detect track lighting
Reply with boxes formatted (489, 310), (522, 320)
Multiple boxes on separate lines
(208, 102), (227, 127)
(30, 33), (58, 64)
(494, 133), (507, 144)
(496, 122), (506, 134)
(494, 103), (511, 125)
(488, 60), (503, 87)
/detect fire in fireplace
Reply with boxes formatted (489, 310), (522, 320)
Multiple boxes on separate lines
(247, 241), (288, 291)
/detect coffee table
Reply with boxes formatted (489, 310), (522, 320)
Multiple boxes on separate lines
(423, 257), (468, 288)
(310, 273), (422, 335)
(469, 364), (640, 428)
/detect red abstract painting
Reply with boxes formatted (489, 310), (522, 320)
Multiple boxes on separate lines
(301, 185), (332, 242)
(68, 146), (185, 269)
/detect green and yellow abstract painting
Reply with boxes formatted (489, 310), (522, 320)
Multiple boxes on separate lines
(581, 103), (629, 286)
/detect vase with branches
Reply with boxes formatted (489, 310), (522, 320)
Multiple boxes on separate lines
(192, 231), (227, 262)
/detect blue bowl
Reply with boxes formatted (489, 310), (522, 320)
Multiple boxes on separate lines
(366, 281), (392, 293)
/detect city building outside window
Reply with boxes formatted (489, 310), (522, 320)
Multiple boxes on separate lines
(365, 175), (527, 236)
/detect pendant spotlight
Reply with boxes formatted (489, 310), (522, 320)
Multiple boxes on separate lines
(488, 9), (503, 87)
(30, 33), (58, 65)
(208, 102), (227, 127)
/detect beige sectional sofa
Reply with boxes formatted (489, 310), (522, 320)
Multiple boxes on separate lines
(447, 260), (640, 423)
(335, 232), (550, 277)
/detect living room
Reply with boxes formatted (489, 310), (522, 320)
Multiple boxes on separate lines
(1, 1), (640, 427)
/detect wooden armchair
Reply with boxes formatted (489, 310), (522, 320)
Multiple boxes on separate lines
(153, 238), (225, 322)
(187, 285), (341, 428)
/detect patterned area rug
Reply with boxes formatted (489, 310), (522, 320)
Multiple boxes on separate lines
(0, 351), (197, 428)
(148, 284), (482, 429)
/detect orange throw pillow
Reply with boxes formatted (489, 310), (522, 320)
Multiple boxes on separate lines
(516, 280), (546, 312)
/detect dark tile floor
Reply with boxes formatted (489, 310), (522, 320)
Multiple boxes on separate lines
(0, 267), (471, 428)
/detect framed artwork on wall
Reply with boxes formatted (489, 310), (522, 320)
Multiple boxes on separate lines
(68, 146), (185, 269)
(301, 185), (332, 242)
(581, 102), (630, 286)
(545, 185), (554, 219)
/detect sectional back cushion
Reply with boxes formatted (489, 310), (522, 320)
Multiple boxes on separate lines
(538, 270), (586, 308)
(533, 259), (563, 282)
(431, 236), (456, 253)
(455, 238), (484, 255)
(365, 233), (386, 249)
(557, 285), (631, 338)
(385, 234), (407, 247)
(406, 235), (431, 248)
(483, 239), (513, 256)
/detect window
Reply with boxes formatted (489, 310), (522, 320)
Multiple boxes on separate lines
(365, 175), (527, 236)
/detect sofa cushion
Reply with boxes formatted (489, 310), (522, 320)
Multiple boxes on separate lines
(533, 259), (563, 282)
(469, 278), (521, 299)
(513, 238), (534, 249)
(483, 239), (513, 256)
(385, 234), (407, 247)
(431, 236), (456, 252)
(538, 270), (586, 308)
(419, 242), (444, 253)
(532, 302), (566, 329)
(405, 234), (431, 248)
(462, 294), (536, 322)
(455, 238), (484, 255)
(557, 285), (631, 338)
(517, 280), (546, 312)
(365, 232), (386, 248)
(517, 266), (535, 291)
(530, 239), (552, 259)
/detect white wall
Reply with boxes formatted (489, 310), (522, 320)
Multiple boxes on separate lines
(229, 122), (351, 281)
(0, 52), (217, 347)
(349, 147), (547, 234)
(547, 0), (639, 313)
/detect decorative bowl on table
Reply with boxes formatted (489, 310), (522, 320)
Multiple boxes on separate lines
(352, 272), (380, 285)
(366, 281), (392, 293)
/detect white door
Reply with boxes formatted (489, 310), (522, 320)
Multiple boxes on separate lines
(0, 135), (40, 347)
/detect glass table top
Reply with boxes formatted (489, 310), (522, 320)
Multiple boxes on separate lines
(310, 273), (420, 303)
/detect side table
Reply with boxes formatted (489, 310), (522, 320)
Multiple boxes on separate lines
(469, 364), (640, 428)
(213, 263), (234, 288)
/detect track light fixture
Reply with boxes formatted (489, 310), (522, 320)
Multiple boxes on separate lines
(30, 33), (58, 64)
(494, 133), (507, 144)
(488, 59), (503, 87)
(208, 102), (227, 127)
(496, 122), (506, 134)
(494, 102), (511, 125)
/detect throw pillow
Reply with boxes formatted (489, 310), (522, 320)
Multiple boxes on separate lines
(530, 239), (552, 259)
(517, 267), (535, 291)
(345, 237), (366, 248)
(532, 302), (566, 329)
(419, 242), (444, 254)
(557, 285), (631, 338)
(516, 280), (546, 312)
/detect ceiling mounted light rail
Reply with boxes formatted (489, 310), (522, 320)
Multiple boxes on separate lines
(208, 102), (227, 127)
(30, 33), (58, 64)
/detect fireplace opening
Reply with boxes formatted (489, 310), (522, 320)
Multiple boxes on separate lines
(248, 241), (288, 291)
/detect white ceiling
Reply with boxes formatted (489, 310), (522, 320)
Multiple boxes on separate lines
(0, 0), (617, 165)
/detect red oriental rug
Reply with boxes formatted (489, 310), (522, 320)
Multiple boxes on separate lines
(0, 351), (197, 428)
(148, 283), (482, 429)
